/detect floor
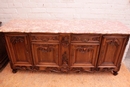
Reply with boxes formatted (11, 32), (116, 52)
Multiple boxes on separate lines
(0, 63), (130, 87)
(124, 45), (130, 71)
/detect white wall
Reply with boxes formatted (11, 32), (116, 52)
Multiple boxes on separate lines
(0, 0), (130, 58)
(0, 0), (130, 28)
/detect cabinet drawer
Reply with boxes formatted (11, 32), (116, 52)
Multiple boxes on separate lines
(30, 34), (59, 42)
(71, 34), (101, 43)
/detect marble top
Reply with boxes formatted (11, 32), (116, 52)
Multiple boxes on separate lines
(1, 19), (130, 34)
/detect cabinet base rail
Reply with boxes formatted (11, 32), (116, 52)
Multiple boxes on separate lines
(12, 66), (119, 76)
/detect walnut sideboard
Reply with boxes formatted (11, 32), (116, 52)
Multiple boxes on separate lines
(1, 19), (130, 75)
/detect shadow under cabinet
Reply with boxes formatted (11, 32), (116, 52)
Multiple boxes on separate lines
(0, 22), (9, 71)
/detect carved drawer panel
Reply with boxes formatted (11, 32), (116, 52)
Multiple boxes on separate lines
(71, 34), (101, 43)
(30, 34), (59, 42)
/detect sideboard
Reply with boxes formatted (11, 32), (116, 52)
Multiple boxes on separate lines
(1, 19), (130, 75)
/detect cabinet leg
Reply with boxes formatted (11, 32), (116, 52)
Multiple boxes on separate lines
(12, 69), (17, 73)
(112, 71), (118, 76)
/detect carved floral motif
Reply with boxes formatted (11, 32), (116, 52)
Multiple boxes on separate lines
(46, 67), (60, 73)
(76, 45), (94, 53)
(71, 68), (83, 73)
(31, 36), (59, 42)
(92, 37), (100, 41)
(70, 67), (95, 73)
(61, 51), (69, 72)
(36, 44), (55, 52)
(61, 36), (69, 47)
(106, 38), (120, 46)
(10, 36), (24, 44)
(15, 66), (39, 71)
(71, 36), (100, 42)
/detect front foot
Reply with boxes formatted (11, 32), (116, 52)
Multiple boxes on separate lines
(12, 69), (17, 73)
(112, 71), (118, 76)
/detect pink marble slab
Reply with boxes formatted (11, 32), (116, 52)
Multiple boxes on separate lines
(1, 19), (130, 34)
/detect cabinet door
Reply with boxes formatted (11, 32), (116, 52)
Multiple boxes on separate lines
(70, 43), (100, 68)
(98, 35), (128, 69)
(5, 34), (32, 66)
(32, 43), (59, 67)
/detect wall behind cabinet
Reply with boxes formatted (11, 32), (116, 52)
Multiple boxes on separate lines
(0, 0), (130, 28)
(0, 0), (130, 59)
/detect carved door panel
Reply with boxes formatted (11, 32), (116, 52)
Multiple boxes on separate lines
(32, 43), (59, 67)
(70, 43), (100, 68)
(5, 34), (32, 66)
(98, 35), (128, 69)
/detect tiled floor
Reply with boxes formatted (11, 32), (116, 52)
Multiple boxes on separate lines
(124, 45), (130, 71)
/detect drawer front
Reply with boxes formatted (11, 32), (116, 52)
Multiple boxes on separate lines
(71, 34), (101, 43)
(30, 34), (59, 42)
